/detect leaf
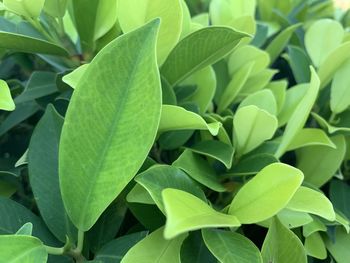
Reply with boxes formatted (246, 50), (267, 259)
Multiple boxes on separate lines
(202, 229), (263, 263)
(0, 79), (15, 111)
(266, 23), (301, 64)
(14, 72), (58, 104)
(296, 135), (346, 187)
(330, 180), (350, 220)
(305, 232), (327, 259)
(180, 232), (216, 263)
(161, 26), (250, 86)
(286, 186), (335, 221)
(59, 20), (162, 231)
(266, 80), (287, 115)
(233, 105), (278, 156)
(238, 89), (277, 116)
(44, 0), (68, 18)
(95, 232), (147, 263)
(118, 0), (182, 65)
(303, 218), (327, 238)
(276, 209), (313, 229)
(121, 227), (187, 263)
(135, 165), (206, 213)
(261, 218), (307, 263)
(62, 64), (89, 90)
(173, 150), (226, 192)
(325, 227), (350, 263)
(229, 163), (304, 224)
(286, 45), (311, 84)
(188, 140), (234, 169)
(331, 59), (350, 114)
(0, 235), (47, 263)
(127, 184), (155, 205)
(16, 223), (33, 236)
(275, 67), (320, 158)
(0, 31), (68, 56)
(158, 105), (221, 136)
(311, 112), (350, 134)
(305, 19), (344, 67)
(28, 105), (77, 242)
(93, 0), (118, 40)
(4, 0), (45, 17)
(162, 189), (240, 239)
(286, 128), (336, 151)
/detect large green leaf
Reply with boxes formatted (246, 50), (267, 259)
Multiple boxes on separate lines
(59, 20), (162, 231)
(0, 235), (47, 263)
(135, 165), (206, 213)
(118, 0), (182, 65)
(286, 186), (335, 221)
(331, 59), (350, 114)
(296, 135), (346, 187)
(3, 0), (45, 17)
(121, 227), (187, 263)
(261, 218), (307, 263)
(0, 79), (15, 111)
(275, 67), (320, 158)
(202, 229), (263, 263)
(162, 189), (240, 239)
(305, 19), (344, 68)
(28, 105), (76, 242)
(229, 163), (303, 224)
(161, 26), (250, 86)
(158, 105), (220, 136)
(233, 105), (278, 156)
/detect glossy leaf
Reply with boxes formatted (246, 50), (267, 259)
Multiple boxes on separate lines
(238, 89), (277, 116)
(121, 227), (187, 263)
(59, 20), (162, 231)
(0, 79), (15, 111)
(118, 0), (182, 65)
(161, 26), (250, 86)
(202, 229), (263, 263)
(229, 163), (303, 224)
(162, 189), (240, 239)
(233, 105), (278, 156)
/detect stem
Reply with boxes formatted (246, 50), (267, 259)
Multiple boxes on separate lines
(77, 230), (84, 252)
(45, 245), (65, 255)
(27, 17), (56, 43)
(329, 112), (337, 124)
(58, 17), (65, 36)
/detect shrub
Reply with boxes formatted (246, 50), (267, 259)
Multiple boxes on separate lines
(0, 0), (350, 262)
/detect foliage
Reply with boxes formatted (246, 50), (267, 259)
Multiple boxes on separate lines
(0, 0), (350, 262)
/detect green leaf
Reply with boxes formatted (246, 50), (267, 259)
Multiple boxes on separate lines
(161, 26), (250, 86)
(95, 232), (147, 263)
(118, 0), (182, 65)
(311, 112), (350, 134)
(261, 218), (307, 263)
(44, 0), (68, 18)
(265, 23), (301, 64)
(28, 105), (76, 242)
(62, 64), (89, 90)
(276, 209), (313, 229)
(0, 235), (47, 263)
(285, 128), (336, 151)
(286, 186), (335, 221)
(202, 229), (263, 263)
(180, 232), (216, 263)
(296, 135), (346, 187)
(233, 105), (278, 156)
(127, 184), (155, 205)
(173, 150), (226, 192)
(229, 163), (303, 224)
(162, 189), (240, 239)
(325, 227), (350, 263)
(331, 59), (350, 114)
(238, 89), (277, 116)
(159, 105), (221, 136)
(305, 19), (344, 68)
(275, 67), (320, 158)
(0, 79), (15, 111)
(303, 218), (327, 238)
(188, 140), (234, 169)
(286, 45), (311, 84)
(305, 232), (327, 259)
(93, 0), (118, 41)
(135, 165), (206, 213)
(121, 227), (187, 263)
(266, 80), (287, 114)
(59, 20), (162, 231)
(4, 0), (45, 17)
(16, 223), (33, 236)
(0, 31), (68, 56)
(330, 180), (350, 220)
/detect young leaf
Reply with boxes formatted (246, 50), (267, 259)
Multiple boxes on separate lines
(118, 0), (183, 65)
(331, 59), (350, 114)
(202, 229), (263, 263)
(0, 235), (48, 263)
(286, 186), (336, 221)
(261, 218), (307, 263)
(16, 223), (33, 236)
(229, 163), (304, 224)
(161, 26), (250, 86)
(233, 105), (278, 156)
(0, 80), (15, 111)
(238, 89), (277, 116)
(121, 227), (187, 263)
(62, 64), (89, 90)
(59, 20), (162, 231)
(305, 19), (344, 67)
(162, 189), (240, 239)
(159, 105), (221, 136)
(275, 67), (320, 158)
(3, 0), (45, 18)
